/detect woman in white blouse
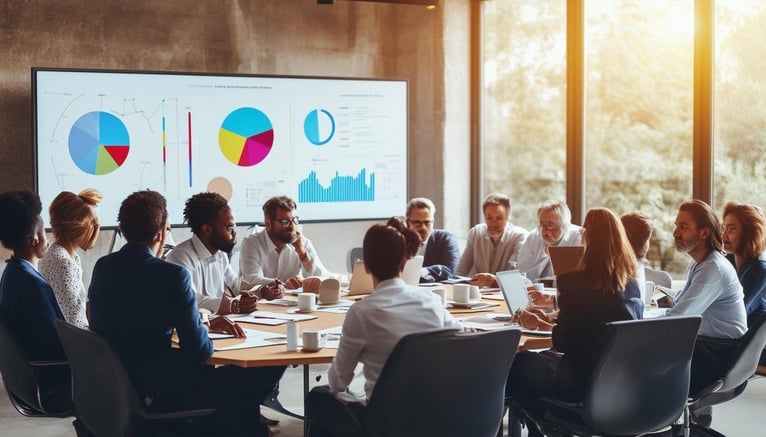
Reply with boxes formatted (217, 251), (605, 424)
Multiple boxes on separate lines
(39, 189), (102, 328)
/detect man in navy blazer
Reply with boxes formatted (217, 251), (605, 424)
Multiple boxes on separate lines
(406, 197), (460, 282)
(88, 190), (282, 436)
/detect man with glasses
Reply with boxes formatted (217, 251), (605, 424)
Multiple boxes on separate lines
(166, 192), (283, 314)
(517, 200), (583, 281)
(406, 197), (460, 282)
(240, 195), (328, 289)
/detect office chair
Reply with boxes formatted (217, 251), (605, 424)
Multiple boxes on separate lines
(0, 313), (73, 417)
(56, 321), (215, 437)
(307, 327), (521, 437)
(347, 246), (363, 273)
(523, 316), (702, 437)
(685, 311), (766, 436)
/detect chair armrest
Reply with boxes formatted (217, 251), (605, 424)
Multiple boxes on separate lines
(28, 360), (69, 367)
(146, 408), (216, 421)
(541, 397), (584, 413)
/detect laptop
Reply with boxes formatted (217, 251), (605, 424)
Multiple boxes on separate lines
(347, 256), (424, 296)
(547, 245), (584, 276)
(495, 269), (552, 335)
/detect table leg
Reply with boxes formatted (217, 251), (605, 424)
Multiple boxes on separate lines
(303, 364), (310, 437)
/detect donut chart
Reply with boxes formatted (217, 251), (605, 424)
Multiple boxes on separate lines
(219, 107), (274, 167)
(68, 111), (130, 175)
(304, 109), (335, 145)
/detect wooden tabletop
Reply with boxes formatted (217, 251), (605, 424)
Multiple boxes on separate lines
(206, 290), (552, 368)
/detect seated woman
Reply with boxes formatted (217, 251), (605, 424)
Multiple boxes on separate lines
(507, 207), (643, 429)
(722, 201), (766, 319)
(39, 189), (102, 328)
(455, 193), (528, 287)
(306, 217), (460, 437)
(0, 190), (71, 412)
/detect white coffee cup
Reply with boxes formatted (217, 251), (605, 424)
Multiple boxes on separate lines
(470, 285), (481, 301)
(297, 293), (317, 312)
(644, 281), (655, 306)
(318, 278), (341, 304)
(431, 287), (447, 307)
(453, 284), (471, 303)
(302, 329), (326, 351)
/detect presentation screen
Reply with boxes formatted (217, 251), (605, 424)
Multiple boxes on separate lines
(32, 68), (408, 228)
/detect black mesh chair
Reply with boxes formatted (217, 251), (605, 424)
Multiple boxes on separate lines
(0, 313), (73, 417)
(685, 311), (766, 436)
(56, 320), (215, 437)
(524, 316), (702, 437)
(308, 327), (522, 437)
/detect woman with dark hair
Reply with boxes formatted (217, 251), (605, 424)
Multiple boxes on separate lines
(39, 189), (102, 327)
(508, 207), (643, 425)
(722, 201), (766, 318)
(307, 217), (460, 436)
(0, 190), (71, 412)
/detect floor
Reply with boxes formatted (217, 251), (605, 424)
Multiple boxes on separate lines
(2, 365), (765, 436)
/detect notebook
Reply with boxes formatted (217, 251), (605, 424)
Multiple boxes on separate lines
(548, 245), (585, 276)
(495, 269), (552, 336)
(347, 256), (424, 296)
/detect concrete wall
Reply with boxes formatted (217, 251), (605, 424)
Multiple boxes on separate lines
(0, 0), (471, 277)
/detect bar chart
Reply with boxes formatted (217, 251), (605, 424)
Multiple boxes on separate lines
(298, 168), (375, 203)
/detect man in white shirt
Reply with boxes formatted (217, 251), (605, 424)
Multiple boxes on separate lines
(240, 195), (328, 289)
(166, 192), (283, 314)
(517, 200), (583, 281)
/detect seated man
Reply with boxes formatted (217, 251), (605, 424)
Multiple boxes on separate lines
(405, 197), (460, 282)
(666, 200), (747, 398)
(306, 218), (460, 436)
(456, 193), (528, 287)
(240, 195), (328, 289)
(88, 190), (284, 437)
(621, 211), (673, 290)
(166, 192), (283, 314)
(517, 200), (583, 281)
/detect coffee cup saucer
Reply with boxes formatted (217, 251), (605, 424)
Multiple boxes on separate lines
(294, 309), (315, 314)
(301, 346), (324, 352)
(448, 300), (481, 308)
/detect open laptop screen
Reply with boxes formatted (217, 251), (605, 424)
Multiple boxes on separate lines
(496, 270), (531, 313)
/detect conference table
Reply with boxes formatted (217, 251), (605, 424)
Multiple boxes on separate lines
(206, 286), (553, 436)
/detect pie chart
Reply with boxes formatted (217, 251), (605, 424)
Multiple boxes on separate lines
(219, 107), (274, 167)
(304, 109), (335, 145)
(68, 111), (130, 175)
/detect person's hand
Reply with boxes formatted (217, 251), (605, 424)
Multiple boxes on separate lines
(301, 277), (322, 294)
(512, 309), (554, 331)
(293, 232), (307, 261)
(259, 281), (285, 300)
(208, 316), (245, 338)
(527, 289), (555, 309)
(218, 293), (258, 315)
(469, 273), (498, 287)
(285, 276), (303, 289)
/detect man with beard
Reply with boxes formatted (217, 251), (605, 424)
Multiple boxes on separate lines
(666, 200), (746, 424)
(405, 197), (460, 282)
(240, 195), (329, 289)
(167, 192), (283, 314)
(517, 200), (583, 281)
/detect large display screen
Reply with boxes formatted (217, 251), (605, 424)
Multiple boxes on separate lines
(32, 68), (408, 227)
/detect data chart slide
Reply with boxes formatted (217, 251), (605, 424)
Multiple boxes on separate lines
(68, 111), (130, 175)
(33, 68), (407, 226)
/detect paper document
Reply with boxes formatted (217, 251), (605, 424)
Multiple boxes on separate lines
(230, 311), (318, 322)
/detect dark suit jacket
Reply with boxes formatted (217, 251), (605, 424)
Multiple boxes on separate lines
(88, 243), (212, 398)
(0, 257), (66, 362)
(553, 270), (643, 397)
(421, 229), (460, 283)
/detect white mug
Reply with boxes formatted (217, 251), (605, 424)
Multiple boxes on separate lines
(453, 284), (471, 303)
(318, 278), (341, 304)
(470, 285), (481, 301)
(297, 293), (317, 312)
(302, 329), (326, 351)
(644, 281), (655, 306)
(431, 287), (447, 307)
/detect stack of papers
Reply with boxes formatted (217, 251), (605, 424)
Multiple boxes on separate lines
(228, 311), (318, 325)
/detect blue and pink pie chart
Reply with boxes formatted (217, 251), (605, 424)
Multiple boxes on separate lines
(68, 111), (130, 175)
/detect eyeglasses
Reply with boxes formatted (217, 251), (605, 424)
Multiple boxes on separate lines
(274, 216), (300, 227)
(407, 219), (433, 227)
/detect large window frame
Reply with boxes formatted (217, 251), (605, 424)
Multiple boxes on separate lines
(472, 0), (715, 225)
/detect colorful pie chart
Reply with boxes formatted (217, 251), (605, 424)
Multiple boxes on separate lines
(68, 111), (130, 175)
(219, 107), (274, 167)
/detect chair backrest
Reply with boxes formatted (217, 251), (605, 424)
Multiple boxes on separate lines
(0, 313), (42, 411)
(365, 328), (522, 437)
(56, 320), (146, 437)
(716, 311), (766, 393)
(347, 246), (363, 273)
(581, 316), (702, 435)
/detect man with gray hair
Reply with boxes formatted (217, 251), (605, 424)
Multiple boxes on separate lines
(406, 197), (460, 282)
(517, 200), (583, 281)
